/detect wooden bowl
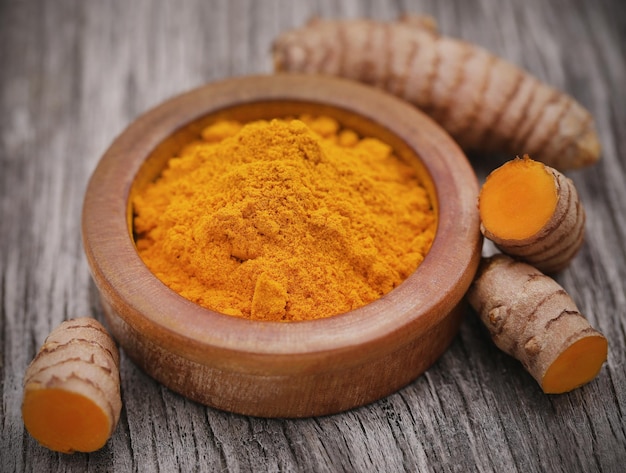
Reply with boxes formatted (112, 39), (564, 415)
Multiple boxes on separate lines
(82, 74), (482, 418)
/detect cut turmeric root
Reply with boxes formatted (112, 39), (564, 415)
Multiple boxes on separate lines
(22, 317), (121, 453)
(272, 16), (601, 170)
(479, 155), (586, 273)
(467, 254), (608, 394)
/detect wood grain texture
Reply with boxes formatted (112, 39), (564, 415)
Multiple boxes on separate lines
(1, 0), (625, 471)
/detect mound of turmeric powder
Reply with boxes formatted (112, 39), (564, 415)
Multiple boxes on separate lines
(133, 116), (436, 321)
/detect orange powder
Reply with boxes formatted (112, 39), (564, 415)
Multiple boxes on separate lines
(133, 116), (436, 321)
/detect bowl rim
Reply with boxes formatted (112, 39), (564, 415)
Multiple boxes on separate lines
(82, 73), (481, 365)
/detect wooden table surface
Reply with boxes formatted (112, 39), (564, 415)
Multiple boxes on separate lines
(1, 0), (625, 471)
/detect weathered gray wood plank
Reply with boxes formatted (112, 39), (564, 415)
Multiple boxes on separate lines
(1, 0), (625, 472)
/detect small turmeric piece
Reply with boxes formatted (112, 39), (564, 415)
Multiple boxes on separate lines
(272, 16), (601, 171)
(22, 317), (122, 453)
(467, 254), (608, 394)
(478, 155), (585, 273)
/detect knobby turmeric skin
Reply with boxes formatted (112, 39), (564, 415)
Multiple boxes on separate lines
(467, 254), (607, 394)
(272, 16), (601, 171)
(22, 317), (122, 453)
(133, 116), (436, 321)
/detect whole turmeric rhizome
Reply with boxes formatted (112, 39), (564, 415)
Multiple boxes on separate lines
(133, 116), (436, 322)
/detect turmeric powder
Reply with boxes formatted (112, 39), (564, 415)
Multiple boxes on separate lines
(133, 116), (436, 321)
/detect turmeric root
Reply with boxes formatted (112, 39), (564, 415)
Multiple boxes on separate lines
(467, 254), (607, 394)
(22, 317), (121, 453)
(478, 155), (586, 273)
(272, 16), (600, 170)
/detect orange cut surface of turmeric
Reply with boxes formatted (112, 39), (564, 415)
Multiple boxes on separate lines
(479, 157), (558, 240)
(22, 388), (112, 453)
(541, 335), (608, 394)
